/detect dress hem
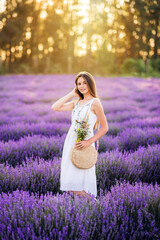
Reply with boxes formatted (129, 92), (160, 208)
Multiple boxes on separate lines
(60, 187), (97, 197)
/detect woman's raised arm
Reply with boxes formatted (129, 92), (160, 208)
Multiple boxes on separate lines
(51, 87), (79, 111)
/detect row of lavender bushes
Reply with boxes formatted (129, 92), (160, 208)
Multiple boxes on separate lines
(0, 117), (160, 142)
(0, 108), (159, 127)
(0, 127), (160, 167)
(0, 75), (160, 239)
(0, 144), (159, 196)
(0, 181), (160, 240)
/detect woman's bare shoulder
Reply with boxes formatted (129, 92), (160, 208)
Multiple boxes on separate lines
(93, 98), (101, 106)
(92, 98), (103, 111)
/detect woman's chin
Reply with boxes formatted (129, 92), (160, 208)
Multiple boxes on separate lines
(81, 91), (87, 94)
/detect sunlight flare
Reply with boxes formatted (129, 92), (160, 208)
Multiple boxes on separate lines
(40, 10), (47, 19)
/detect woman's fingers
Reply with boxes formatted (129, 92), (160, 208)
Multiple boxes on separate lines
(75, 140), (90, 149)
(75, 141), (84, 149)
(75, 140), (91, 149)
(75, 142), (82, 145)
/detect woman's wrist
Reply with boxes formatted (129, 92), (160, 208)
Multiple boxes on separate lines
(61, 91), (75, 102)
(88, 138), (94, 145)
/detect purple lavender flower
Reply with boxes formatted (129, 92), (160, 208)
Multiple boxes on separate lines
(0, 75), (160, 239)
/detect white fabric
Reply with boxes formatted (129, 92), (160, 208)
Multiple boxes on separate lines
(60, 98), (98, 197)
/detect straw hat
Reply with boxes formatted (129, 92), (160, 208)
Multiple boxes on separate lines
(70, 145), (98, 169)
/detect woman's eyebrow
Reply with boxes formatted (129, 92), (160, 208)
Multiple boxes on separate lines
(78, 80), (86, 84)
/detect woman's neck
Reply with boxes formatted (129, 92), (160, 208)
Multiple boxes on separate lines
(82, 94), (93, 101)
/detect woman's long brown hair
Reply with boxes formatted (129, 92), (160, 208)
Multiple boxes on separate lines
(74, 71), (99, 129)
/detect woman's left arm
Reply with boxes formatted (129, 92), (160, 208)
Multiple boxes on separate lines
(75, 99), (109, 149)
(88, 99), (109, 144)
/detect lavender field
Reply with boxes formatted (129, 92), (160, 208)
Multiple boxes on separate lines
(0, 74), (160, 239)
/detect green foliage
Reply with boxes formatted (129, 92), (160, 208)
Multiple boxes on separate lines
(147, 197), (160, 229)
(121, 58), (146, 74)
(95, 50), (116, 75)
(0, 65), (7, 75)
(46, 63), (63, 74)
(150, 58), (160, 72)
(0, 0), (160, 75)
(14, 63), (32, 74)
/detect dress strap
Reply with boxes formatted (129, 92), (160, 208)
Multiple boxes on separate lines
(80, 98), (99, 151)
(83, 98), (96, 122)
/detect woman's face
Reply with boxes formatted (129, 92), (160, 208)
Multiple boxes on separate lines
(77, 77), (89, 95)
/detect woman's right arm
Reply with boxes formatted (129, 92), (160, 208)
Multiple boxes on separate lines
(51, 88), (79, 111)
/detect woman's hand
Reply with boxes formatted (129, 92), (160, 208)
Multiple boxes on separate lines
(71, 87), (79, 98)
(74, 139), (91, 150)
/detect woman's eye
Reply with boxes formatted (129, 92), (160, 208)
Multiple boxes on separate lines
(78, 82), (87, 85)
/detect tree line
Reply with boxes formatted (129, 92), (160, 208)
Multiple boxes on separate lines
(0, 0), (160, 75)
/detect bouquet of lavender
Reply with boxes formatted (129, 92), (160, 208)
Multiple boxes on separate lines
(74, 117), (91, 142)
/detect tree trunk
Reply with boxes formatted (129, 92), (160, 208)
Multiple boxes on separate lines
(153, 10), (159, 59)
(9, 43), (12, 72)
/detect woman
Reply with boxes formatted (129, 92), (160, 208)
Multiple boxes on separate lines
(51, 71), (109, 198)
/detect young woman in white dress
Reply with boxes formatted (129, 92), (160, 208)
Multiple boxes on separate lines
(51, 71), (109, 198)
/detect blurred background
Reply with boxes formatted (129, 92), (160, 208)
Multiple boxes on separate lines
(0, 0), (160, 76)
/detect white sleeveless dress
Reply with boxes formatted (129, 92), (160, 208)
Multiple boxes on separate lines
(60, 98), (98, 197)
